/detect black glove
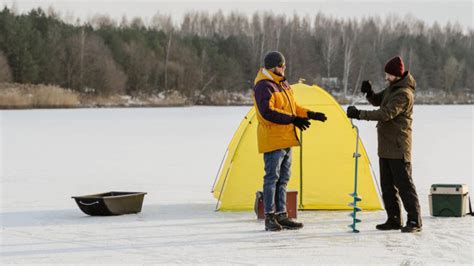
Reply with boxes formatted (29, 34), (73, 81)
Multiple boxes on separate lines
(361, 80), (373, 97)
(292, 117), (311, 131)
(307, 111), (327, 122)
(346, 106), (361, 119)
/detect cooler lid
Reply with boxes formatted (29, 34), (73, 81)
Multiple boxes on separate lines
(430, 184), (468, 194)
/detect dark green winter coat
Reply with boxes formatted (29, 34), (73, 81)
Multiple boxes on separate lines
(359, 72), (416, 162)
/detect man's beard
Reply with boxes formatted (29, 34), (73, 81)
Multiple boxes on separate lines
(274, 70), (284, 77)
(386, 79), (398, 86)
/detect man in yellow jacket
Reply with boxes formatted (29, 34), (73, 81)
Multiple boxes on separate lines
(253, 51), (327, 231)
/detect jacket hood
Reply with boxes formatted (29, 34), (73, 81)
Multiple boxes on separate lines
(254, 68), (285, 85)
(391, 71), (416, 91)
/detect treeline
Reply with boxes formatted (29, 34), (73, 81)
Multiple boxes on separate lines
(0, 7), (472, 104)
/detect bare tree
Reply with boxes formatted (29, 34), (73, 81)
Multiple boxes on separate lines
(79, 27), (85, 89)
(151, 13), (175, 91)
(274, 15), (286, 51)
(443, 56), (463, 94)
(130, 17), (145, 29)
(89, 14), (117, 29)
(321, 32), (338, 78)
(101, 57), (127, 95)
(342, 21), (356, 96)
(61, 33), (126, 95)
(287, 14), (301, 79)
(0, 50), (13, 82)
(181, 13), (193, 35)
(119, 15), (129, 28)
(122, 40), (155, 94)
(85, 35), (127, 95)
(251, 13), (265, 70)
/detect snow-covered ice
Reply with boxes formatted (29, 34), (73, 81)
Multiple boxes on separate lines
(1, 105), (473, 264)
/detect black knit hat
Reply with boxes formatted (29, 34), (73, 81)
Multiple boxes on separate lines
(264, 51), (285, 69)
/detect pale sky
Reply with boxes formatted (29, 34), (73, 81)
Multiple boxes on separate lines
(1, 0), (472, 30)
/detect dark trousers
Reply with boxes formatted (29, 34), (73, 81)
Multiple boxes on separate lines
(379, 158), (422, 226)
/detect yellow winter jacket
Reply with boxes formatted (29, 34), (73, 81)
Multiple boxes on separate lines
(253, 68), (309, 153)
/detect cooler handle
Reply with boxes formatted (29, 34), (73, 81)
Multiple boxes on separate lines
(468, 195), (473, 216)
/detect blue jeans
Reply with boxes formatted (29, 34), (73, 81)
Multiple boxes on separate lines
(263, 148), (292, 214)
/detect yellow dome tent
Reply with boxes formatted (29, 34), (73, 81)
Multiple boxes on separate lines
(212, 83), (382, 211)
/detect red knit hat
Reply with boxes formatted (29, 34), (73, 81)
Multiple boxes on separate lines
(384, 56), (405, 77)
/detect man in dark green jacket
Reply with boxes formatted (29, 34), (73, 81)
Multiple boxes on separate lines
(346, 56), (422, 233)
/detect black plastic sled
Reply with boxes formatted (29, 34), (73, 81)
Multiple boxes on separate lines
(72, 191), (147, 216)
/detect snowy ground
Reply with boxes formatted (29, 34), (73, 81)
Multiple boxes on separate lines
(1, 105), (473, 265)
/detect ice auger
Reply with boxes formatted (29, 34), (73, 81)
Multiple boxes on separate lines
(349, 119), (362, 233)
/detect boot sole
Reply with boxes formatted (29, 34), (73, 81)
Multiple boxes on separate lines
(401, 228), (422, 233)
(282, 225), (303, 230)
(376, 227), (402, 231)
(265, 228), (282, 231)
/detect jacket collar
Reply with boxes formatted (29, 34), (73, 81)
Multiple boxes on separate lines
(254, 68), (285, 85)
(389, 71), (416, 91)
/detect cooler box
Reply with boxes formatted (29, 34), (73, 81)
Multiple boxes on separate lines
(254, 190), (298, 219)
(429, 184), (468, 217)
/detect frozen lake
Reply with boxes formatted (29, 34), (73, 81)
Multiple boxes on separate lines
(1, 105), (473, 264)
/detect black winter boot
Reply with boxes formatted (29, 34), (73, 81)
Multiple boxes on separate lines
(401, 221), (422, 233)
(276, 212), (303, 230)
(376, 218), (403, 231)
(265, 213), (282, 231)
